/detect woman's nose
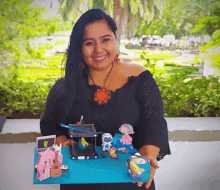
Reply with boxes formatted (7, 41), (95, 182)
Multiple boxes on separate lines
(94, 42), (103, 53)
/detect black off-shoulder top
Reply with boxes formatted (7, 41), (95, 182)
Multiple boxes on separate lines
(40, 70), (171, 190)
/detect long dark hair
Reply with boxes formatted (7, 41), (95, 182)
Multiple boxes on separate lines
(59, 9), (117, 123)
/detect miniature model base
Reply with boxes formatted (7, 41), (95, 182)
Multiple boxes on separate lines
(33, 146), (150, 184)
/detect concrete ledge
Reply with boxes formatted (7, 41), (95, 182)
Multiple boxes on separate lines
(169, 130), (220, 141)
(0, 132), (41, 143)
(166, 117), (220, 131)
(0, 130), (219, 143)
(1, 118), (220, 134)
(1, 119), (40, 134)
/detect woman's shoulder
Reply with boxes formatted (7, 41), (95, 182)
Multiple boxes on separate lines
(116, 61), (147, 77)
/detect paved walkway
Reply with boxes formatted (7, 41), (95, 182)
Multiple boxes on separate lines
(0, 141), (219, 190)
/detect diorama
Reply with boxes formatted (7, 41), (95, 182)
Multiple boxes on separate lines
(33, 116), (150, 184)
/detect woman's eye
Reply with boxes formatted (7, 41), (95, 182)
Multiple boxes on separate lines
(85, 41), (94, 46)
(103, 38), (110, 43)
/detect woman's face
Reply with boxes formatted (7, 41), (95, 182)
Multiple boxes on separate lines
(82, 20), (117, 71)
(120, 126), (129, 134)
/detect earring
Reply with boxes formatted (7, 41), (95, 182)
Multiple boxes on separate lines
(79, 63), (85, 69)
(114, 54), (120, 62)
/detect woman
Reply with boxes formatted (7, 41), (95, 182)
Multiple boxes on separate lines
(119, 124), (134, 145)
(40, 9), (171, 190)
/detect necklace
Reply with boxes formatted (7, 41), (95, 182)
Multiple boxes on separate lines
(89, 63), (114, 105)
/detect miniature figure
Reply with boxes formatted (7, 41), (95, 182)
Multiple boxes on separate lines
(113, 124), (138, 154)
(126, 152), (150, 181)
(119, 124), (134, 144)
(53, 143), (62, 152)
(109, 147), (118, 159)
(101, 133), (113, 157)
(53, 143), (63, 165)
(78, 137), (89, 149)
(36, 135), (56, 152)
(117, 147), (129, 153)
(64, 116), (99, 159)
(37, 148), (54, 181)
(50, 151), (62, 178)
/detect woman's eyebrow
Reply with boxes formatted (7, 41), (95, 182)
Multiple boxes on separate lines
(83, 34), (111, 42)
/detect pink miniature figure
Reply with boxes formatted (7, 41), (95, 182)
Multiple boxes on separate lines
(119, 124), (134, 145)
(37, 148), (55, 181)
(113, 124), (137, 154)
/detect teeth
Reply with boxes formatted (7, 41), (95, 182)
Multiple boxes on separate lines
(95, 55), (106, 60)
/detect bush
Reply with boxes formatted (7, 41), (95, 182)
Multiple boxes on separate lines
(0, 69), (219, 117)
(155, 70), (220, 117)
(201, 30), (220, 71)
(0, 74), (53, 116)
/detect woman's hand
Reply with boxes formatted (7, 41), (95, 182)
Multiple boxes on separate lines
(62, 139), (76, 147)
(136, 155), (159, 189)
(136, 145), (160, 189)
(55, 135), (76, 147)
(56, 121), (81, 146)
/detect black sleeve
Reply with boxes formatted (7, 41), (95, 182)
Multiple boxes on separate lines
(40, 78), (68, 138)
(136, 70), (171, 161)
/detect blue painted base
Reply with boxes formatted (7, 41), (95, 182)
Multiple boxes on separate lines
(33, 146), (150, 184)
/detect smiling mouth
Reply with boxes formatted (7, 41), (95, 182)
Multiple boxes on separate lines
(94, 55), (107, 61)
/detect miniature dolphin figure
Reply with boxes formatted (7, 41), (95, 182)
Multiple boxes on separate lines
(78, 137), (89, 149)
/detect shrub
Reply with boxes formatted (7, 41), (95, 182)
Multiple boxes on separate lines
(0, 67), (219, 117)
(0, 74), (53, 116)
(155, 70), (220, 117)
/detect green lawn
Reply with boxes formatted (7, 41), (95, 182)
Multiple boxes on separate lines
(153, 65), (199, 76)
(0, 49), (200, 83)
(0, 64), (199, 83)
(17, 69), (63, 82)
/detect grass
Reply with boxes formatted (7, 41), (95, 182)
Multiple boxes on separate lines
(153, 66), (199, 76)
(0, 52), (66, 83)
(17, 69), (62, 82)
(1, 47), (201, 83)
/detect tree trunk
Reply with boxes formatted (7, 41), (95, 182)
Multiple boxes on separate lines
(113, 7), (127, 54)
(113, 7), (122, 54)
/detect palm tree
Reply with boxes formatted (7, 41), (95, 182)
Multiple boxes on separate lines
(54, 0), (165, 53)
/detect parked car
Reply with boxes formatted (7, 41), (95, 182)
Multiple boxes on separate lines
(140, 35), (149, 46)
(163, 34), (175, 47)
(130, 37), (141, 46)
(148, 35), (170, 46)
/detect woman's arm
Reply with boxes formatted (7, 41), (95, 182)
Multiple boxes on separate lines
(134, 69), (170, 189)
(135, 70), (171, 159)
(40, 78), (70, 145)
